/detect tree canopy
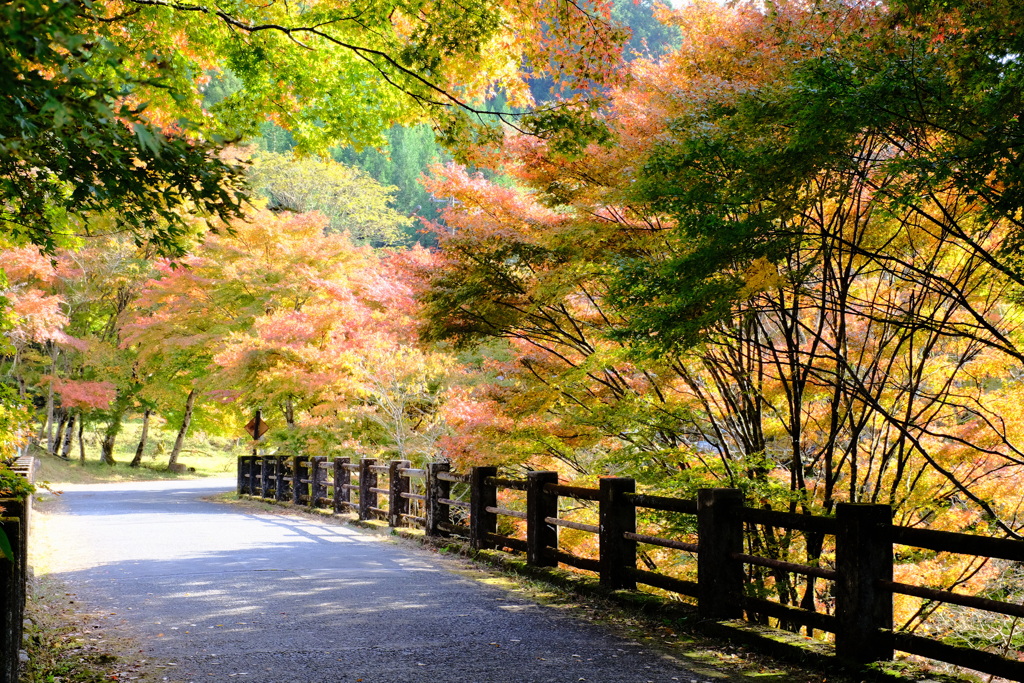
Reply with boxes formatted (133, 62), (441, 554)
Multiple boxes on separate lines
(0, 0), (628, 255)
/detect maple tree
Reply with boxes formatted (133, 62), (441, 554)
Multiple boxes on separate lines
(124, 206), (450, 463)
(0, 0), (247, 256)
(414, 0), (1024, 650)
(0, 0), (633, 259)
(248, 152), (413, 247)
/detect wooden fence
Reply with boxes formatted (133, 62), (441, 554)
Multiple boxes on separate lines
(238, 455), (1024, 680)
(1, 456), (36, 683)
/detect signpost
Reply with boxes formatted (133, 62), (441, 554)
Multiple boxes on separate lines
(245, 410), (270, 456)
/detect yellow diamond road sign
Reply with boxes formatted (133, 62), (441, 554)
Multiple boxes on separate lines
(245, 416), (270, 440)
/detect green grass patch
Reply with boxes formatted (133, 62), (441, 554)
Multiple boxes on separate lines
(34, 416), (246, 484)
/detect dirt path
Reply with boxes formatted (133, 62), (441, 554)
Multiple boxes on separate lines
(32, 479), (713, 683)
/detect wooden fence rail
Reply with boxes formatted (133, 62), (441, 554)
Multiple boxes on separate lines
(238, 456), (1024, 679)
(1, 456), (36, 683)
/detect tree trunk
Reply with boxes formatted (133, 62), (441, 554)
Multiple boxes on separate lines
(168, 389), (196, 469)
(60, 413), (75, 460)
(100, 423), (118, 466)
(78, 418), (85, 463)
(283, 396), (295, 429)
(44, 342), (58, 452)
(130, 409), (151, 468)
(51, 408), (68, 456)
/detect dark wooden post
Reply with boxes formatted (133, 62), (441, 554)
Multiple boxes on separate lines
(426, 462), (451, 537)
(527, 471), (558, 567)
(333, 457), (349, 513)
(260, 456), (270, 498)
(835, 503), (893, 663)
(697, 488), (745, 620)
(388, 460), (411, 527)
(359, 458), (378, 520)
(236, 456), (245, 493)
(242, 458), (252, 497)
(245, 456), (256, 494)
(291, 455), (308, 505)
(1, 498), (26, 683)
(309, 456), (327, 509)
(470, 466), (498, 550)
(274, 456), (286, 501)
(600, 477), (637, 589)
(0, 515), (21, 683)
(251, 409), (263, 458)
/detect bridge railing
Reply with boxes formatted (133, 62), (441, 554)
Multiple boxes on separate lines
(1, 456), (36, 683)
(237, 455), (1024, 680)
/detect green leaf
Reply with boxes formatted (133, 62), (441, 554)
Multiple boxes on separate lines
(0, 527), (13, 563)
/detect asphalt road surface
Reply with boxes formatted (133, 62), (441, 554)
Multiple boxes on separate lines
(36, 479), (713, 683)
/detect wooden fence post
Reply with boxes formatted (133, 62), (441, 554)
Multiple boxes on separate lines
(470, 466), (497, 550)
(835, 503), (893, 664)
(333, 457), (349, 514)
(389, 460), (411, 527)
(1, 499), (25, 683)
(527, 471), (558, 567)
(359, 458), (378, 521)
(236, 456), (245, 494)
(260, 456), (270, 498)
(274, 456), (286, 502)
(247, 456), (256, 494)
(292, 455), (309, 505)
(309, 456), (327, 509)
(426, 462), (450, 537)
(697, 488), (744, 620)
(600, 477), (636, 589)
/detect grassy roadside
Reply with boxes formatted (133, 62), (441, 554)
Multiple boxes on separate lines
(20, 574), (156, 683)
(32, 419), (242, 486)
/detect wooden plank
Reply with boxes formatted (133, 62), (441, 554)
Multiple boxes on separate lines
(893, 632), (1024, 681)
(882, 580), (1024, 618)
(742, 596), (837, 633)
(627, 493), (697, 514)
(485, 533), (528, 552)
(545, 548), (600, 573)
(892, 526), (1024, 562)
(625, 567), (699, 598)
(624, 532), (698, 553)
(544, 483), (600, 501)
(487, 477), (528, 491)
(399, 467), (426, 478)
(485, 505), (527, 520)
(732, 552), (838, 581)
(739, 507), (838, 535)
(544, 516), (599, 534)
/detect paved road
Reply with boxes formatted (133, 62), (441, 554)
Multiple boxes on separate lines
(36, 479), (712, 683)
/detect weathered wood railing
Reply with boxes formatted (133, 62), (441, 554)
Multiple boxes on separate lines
(238, 456), (1024, 679)
(1, 456), (36, 683)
